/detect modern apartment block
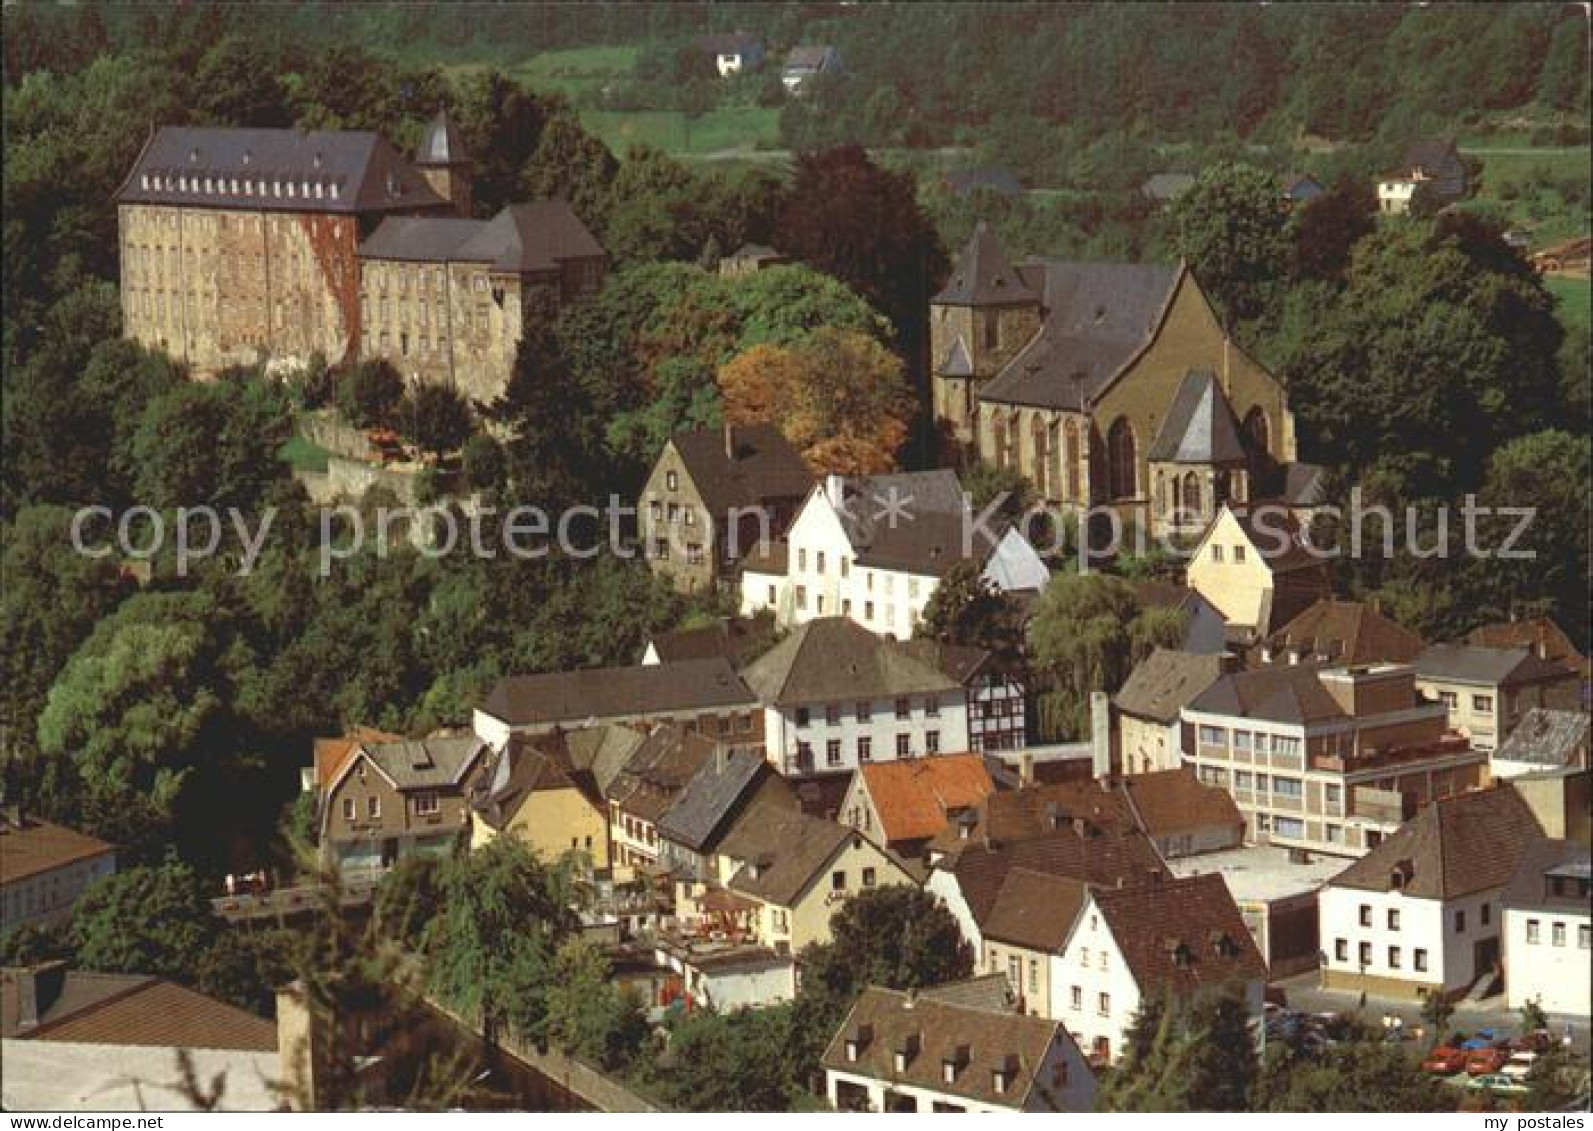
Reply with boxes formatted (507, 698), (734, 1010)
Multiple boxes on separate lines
(1180, 663), (1487, 856)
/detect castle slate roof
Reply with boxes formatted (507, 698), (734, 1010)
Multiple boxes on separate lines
(1115, 648), (1229, 724)
(1091, 874), (1268, 993)
(358, 201), (603, 273)
(480, 658), (757, 727)
(977, 260), (1181, 410)
(740, 617), (961, 706)
(115, 126), (446, 214)
(1146, 371), (1247, 464)
(416, 110), (470, 166)
(933, 221), (1040, 306)
(454, 201), (605, 271)
(1185, 665), (1346, 724)
(1329, 785), (1544, 900)
(669, 424), (813, 518)
(1262, 599), (1426, 666)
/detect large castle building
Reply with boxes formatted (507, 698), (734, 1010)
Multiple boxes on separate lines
(114, 113), (606, 404)
(930, 224), (1304, 536)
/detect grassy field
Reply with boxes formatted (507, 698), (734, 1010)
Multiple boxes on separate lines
(1463, 144), (1590, 245)
(1545, 274), (1590, 332)
(279, 434), (333, 475)
(581, 107), (781, 157)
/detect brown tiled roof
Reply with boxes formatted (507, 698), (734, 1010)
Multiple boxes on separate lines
(821, 986), (1075, 1109)
(1118, 768), (1244, 838)
(646, 618), (773, 667)
(481, 657), (756, 726)
(669, 425), (813, 520)
(940, 827), (1170, 927)
(740, 617), (960, 706)
(311, 726), (401, 789)
(1114, 648), (1229, 723)
(968, 781), (1139, 849)
(473, 732), (601, 831)
(7, 972), (276, 1052)
(721, 799), (858, 907)
(1466, 618), (1589, 677)
(858, 755), (996, 845)
(604, 725), (719, 824)
(1262, 599), (1426, 666)
(1185, 664), (1346, 724)
(0, 816), (114, 887)
(1092, 874), (1267, 994)
(981, 868), (1088, 951)
(1330, 785), (1544, 900)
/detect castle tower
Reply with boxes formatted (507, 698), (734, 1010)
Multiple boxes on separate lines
(414, 110), (473, 217)
(929, 222), (1042, 461)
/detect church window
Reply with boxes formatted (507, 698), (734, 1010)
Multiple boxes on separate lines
(1107, 418), (1138, 499)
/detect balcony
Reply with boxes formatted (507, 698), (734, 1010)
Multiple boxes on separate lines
(1310, 734), (1476, 775)
(1350, 785), (1408, 825)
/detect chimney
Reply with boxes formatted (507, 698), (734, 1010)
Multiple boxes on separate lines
(1019, 754), (1034, 787)
(715, 746), (730, 775)
(824, 474), (846, 511)
(1090, 690), (1113, 779)
(724, 421), (736, 461)
(8, 961), (68, 1033)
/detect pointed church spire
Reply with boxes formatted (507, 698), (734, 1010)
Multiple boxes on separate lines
(416, 108), (470, 168)
(933, 220), (1038, 306)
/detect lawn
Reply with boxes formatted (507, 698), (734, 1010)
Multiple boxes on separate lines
(1463, 144), (1590, 245)
(580, 107), (781, 157)
(1544, 274), (1590, 332)
(279, 434), (333, 475)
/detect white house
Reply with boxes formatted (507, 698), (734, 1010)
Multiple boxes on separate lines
(1501, 838), (1591, 1020)
(1317, 785), (1544, 1000)
(740, 471), (1047, 642)
(739, 616), (970, 778)
(1046, 874), (1266, 1064)
(822, 985), (1097, 1113)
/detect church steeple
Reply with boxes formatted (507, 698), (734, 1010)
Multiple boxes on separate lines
(414, 110), (473, 217)
(933, 221), (1038, 307)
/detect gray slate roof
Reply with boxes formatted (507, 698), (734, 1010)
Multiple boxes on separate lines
(360, 735), (489, 790)
(933, 222), (1040, 306)
(669, 424), (813, 518)
(480, 658), (756, 727)
(824, 469), (999, 576)
(1115, 648), (1230, 724)
(1147, 370), (1247, 464)
(1142, 172), (1197, 201)
(741, 617), (961, 707)
(1501, 837), (1591, 912)
(656, 748), (770, 851)
(938, 334), (975, 378)
(359, 201), (602, 272)
(1492, 708), (1590, 769)
(1414, 643), (1571, 687)
(977, 261), (1181, 410)
(115, 126), (446, 214)
(416, 111), (470, 166)
(1281, 461), (1329, 508)
(944, 167), (1024, 199)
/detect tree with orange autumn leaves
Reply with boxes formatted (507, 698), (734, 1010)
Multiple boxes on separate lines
(717, 327), (914, 475)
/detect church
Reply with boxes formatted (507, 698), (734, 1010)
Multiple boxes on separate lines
(114, 113), (606, 404)
(930, 224), (1305, 537)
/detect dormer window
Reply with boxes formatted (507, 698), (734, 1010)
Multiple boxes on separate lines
(314, 181), (324, 199)
(140, 175), (150, 190)
(992, 1054), (1019, 1094)
(892, 1032), (921, 1073)
(286, 181), (296, 198)
(330, 181), (341, 199)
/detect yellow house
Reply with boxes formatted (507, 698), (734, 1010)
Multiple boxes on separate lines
(470, 734), (611, 873)
(714, 800), (917, 952)
(1184, 504), (1330, 638)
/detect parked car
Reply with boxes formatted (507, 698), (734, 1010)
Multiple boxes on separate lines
(1467, 1073), (1529, 1096)
(1423, 1046), (1468, 1075)
(1510, 1030), (1552, 1054)
(1465, 1047), (1508, 1076)
(1500, 1052), (1538, 1080)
